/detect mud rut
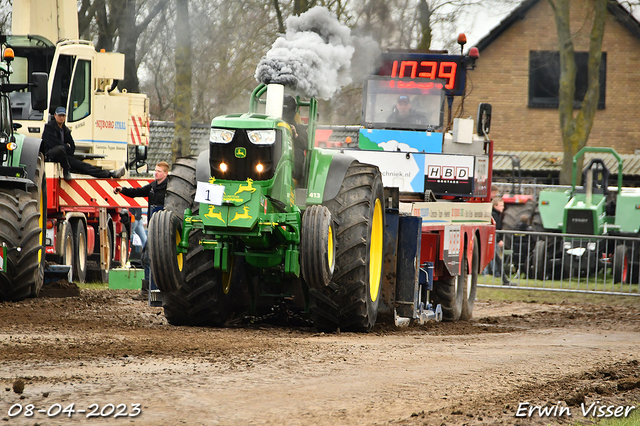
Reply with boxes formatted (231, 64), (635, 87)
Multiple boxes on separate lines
(0, 289), (639, 426)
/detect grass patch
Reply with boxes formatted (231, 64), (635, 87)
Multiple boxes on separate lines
(77, 281), (109, 290)
(477, 286), (640, 308)
(573, 404), (640, 425)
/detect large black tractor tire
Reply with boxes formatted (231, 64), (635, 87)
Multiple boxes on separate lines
(315, 162), (385, 332)
(151, 156), (239, 326)
(162, 227), (239, 326)
(613, 244), (629, 284)
(301, 205), (335, 289)
(502, 200), (536, 232)
(460, 236), (479, 321)
(148, 210), (185, 294)
(0, 153), (46, 301)
(164, 157), (198, 220)
(72, 221), (87, 283)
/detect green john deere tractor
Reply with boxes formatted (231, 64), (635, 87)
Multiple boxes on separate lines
(0, 46), (49, 301)
(535, 147), (640, 283)
(148, 84), (384, 331)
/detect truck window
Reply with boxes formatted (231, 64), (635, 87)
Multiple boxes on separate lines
(50, 54), (75, 117)
(361, 77), (445, 131)
(69, 59), (91, 123)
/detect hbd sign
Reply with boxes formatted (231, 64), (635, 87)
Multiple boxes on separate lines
(427, 165), (470, 181)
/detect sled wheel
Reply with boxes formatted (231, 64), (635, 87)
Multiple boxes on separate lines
(301, 205), (335, 289)
(319, 162), (384, 332)
(433, 242), (465, 322)
(460, 236), (479, 321)
(149, 210), (185, 293)
(613, 244), (629, 284)
(0, 155), (46, 301)
(72, 221), (87, 283)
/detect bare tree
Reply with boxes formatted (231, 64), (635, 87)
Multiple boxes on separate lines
(548, 0), (606, 184)
(139, 0), (277, 122)
(173, 0), (191, 161)
(77, 0), (168, 92)
(0, 0), (11, 34)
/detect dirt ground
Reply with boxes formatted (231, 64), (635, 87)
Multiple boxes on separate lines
(0, 289), (639, 426)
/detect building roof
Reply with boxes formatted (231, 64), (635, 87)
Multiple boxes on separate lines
(493, 150), (640, 177)
(475, 0), (640, 52)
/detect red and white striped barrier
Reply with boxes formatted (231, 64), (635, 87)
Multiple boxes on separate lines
(56, 178), (153, 208)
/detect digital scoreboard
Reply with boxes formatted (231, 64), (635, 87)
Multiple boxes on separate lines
(376, 52), (467, 96)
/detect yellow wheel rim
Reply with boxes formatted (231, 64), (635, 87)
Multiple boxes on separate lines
(175, 230), (183, 272)
(369, 198), (383, 302)
(222, 256), (234, 294)
(327, 224), (334, 270)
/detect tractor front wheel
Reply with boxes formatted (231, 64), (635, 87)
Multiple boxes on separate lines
(148, 210), (184, 294)
(151, 156), (241, 326)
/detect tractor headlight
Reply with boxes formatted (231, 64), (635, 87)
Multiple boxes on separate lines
(247, 130), (276, 145)
(587, 242), (597, 251)
(563, 241), (572, 250)
(210, 128), (235, 144)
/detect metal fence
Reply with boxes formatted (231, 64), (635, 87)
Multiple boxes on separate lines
(480, 229), (640, 296)
(492, 182), (571, 199)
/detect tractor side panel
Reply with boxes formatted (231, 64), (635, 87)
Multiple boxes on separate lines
(306, 149), (355, 205)
(615, 192), (640, 234)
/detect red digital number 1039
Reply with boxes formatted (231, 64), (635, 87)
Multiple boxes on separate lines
(390, 60), (457, 90)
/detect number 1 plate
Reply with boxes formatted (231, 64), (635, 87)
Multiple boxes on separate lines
(195, 182), (225, 206)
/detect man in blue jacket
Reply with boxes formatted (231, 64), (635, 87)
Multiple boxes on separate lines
(42, 107), (125, 181)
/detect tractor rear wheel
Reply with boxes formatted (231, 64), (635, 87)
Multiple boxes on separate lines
(0, 153), (46, 301)
(460, 237), (479, 321)
(319, 162), (384, 332)
(151, 156), (240, 326)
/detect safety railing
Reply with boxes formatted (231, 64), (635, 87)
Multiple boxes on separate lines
(480, 230), (640, 296)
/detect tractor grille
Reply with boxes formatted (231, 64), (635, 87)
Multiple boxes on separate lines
(209, 129), (282, 181)
(565, 209), (594, 235)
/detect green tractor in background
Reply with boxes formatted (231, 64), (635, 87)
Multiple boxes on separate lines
(535, 147), (640, 283)
(148, 84), (384, 331)
(0, 46), (49, 301)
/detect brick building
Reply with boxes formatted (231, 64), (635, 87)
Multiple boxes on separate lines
(464, 0), (640, 182)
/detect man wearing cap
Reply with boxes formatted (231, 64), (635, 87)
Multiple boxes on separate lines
(42, 107), (126, 181)
(387, 95), (428, 125)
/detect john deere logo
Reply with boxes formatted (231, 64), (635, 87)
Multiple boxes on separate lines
(235, 147), (247, 158)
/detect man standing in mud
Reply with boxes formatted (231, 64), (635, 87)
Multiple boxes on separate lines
(114, 162), (169, 301)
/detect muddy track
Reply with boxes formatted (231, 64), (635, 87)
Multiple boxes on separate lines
(0, 290), (639, 425)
